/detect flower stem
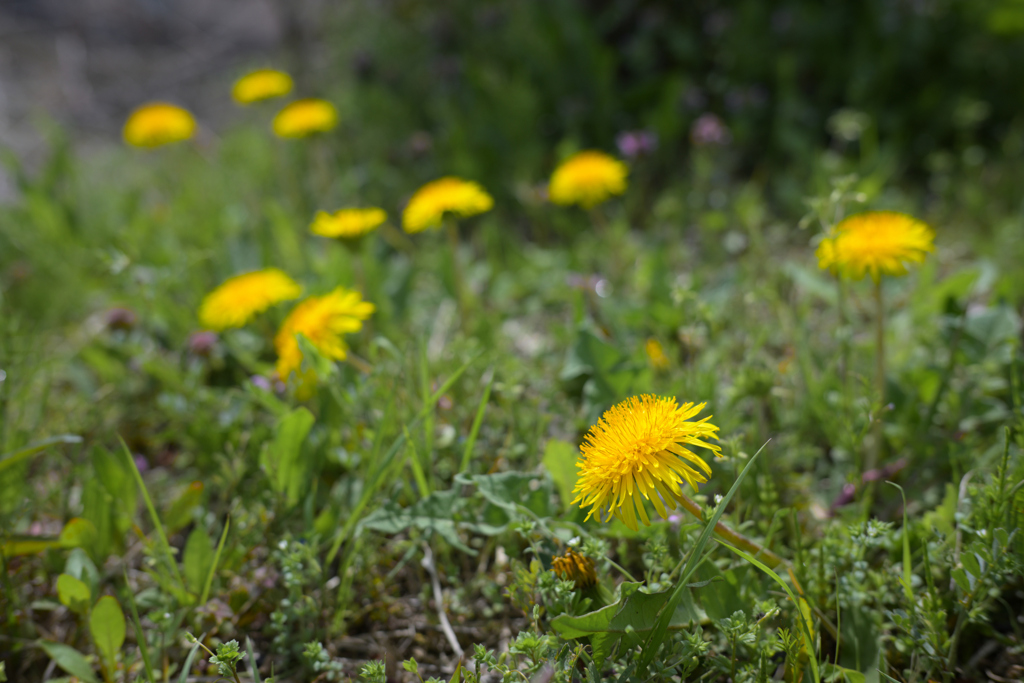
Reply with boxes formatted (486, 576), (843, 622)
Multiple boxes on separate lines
(675, 492), (787, 573)
(871, 278), (885, 473)
(445, 218), (468, 321)
(675, 492), (840, 641)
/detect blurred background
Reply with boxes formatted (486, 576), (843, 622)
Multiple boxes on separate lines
(3, 0), (1024, 205)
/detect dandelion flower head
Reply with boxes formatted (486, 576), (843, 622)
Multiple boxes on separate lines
(123, 103), (196, 148)
(275, 288), (374, 381)
(198, 269), (301, 331)
(572, 395), (722, 531)
(402, 177), (494, 234)
(311, 207), (387, 240)
(551, 548), (597, 589)
(272, 99), (339, 138)
(816, 211), (934, 282)
(232, 69), (293, 104)
(548, 150), (628, 209)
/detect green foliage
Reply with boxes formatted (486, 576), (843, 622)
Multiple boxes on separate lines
(88, 595), (126, 679)
(2, 5), (1024, 682)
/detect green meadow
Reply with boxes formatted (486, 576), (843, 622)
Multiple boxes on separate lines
(1, 2), (1023, 682)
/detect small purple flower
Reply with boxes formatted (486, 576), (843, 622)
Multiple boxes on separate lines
(134, 455), (150, 473)
(187, 330), (218, 357)
(251, 375), (272, 392)
(830, 483), (857, 514)
(616, 130), (658, 159)
(690, 113), (731, 147)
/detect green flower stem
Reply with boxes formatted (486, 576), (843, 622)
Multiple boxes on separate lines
(675, 492), (787, 573)
(871, 277), (885, 473)
(675, 491), (840, 641)
(445, 218), (468, 320)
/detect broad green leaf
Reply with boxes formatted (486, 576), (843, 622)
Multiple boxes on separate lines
(690, 562), (745, 620)
(360, 488), (475, 554)
(65, 548), (101, 599)
(457, 471), (556, 519)
(183, 527), (214, 596)
(89, 595), (126, 670)
(551, 582), (700, 667)
(260, 407), (315, 507)
(840, 604), (880, 683)
(542, 439), (579, 510)
(37, 641), (100, 683)
(56, 573), (91, 615)
(91, 447), (137, 531)
(81, 477), (115, 559)
(164, 481), (204, 535)
(823, 663), (867, 683)
(0, 518), (97, 557)
(60, 518), (98, 548)
(950, 567), (972, 594)
(560, 329), (641, 411)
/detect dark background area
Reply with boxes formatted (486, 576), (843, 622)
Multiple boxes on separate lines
(3, 0), (1024, 195)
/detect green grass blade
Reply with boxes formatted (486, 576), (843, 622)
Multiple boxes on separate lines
(885, 482), (914, 603)
(199, 518), (229, 606)
(0, 434), (81, 475)
(720, 543), (820, 683)
(637, 440), (768, 673)
(459, 370), (494, 473)
(419, 342), (435, 492)
(122, 570), (155, 683)
(176, 638), (203, 683)
(404, 425), (430, 497)
(119, 437), (185, 593)
(245, 637), (263, 683)
(326, 352), (479, 563)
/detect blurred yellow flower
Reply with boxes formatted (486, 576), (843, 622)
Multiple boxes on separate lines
(275, 288), (374, 381)
(551, 548), (597, 588)
(402, 177), (494, 234)
(232, 69), (293, 104)
(645, 338), (670, 371)
(123, 103), (196, 148)
(272, 99), (338, 138)
(816, 211), (934, 282)
(310, 207), (387, 240)
(198, 269), (301, 331)
(572, 395), (721, 531)
(549, 150), (628, 209)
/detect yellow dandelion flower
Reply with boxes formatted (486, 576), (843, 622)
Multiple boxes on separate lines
(402, 177), (494, 234)
(272, 99), (339, 138)
(123, 103), (196, 148)
(551, 548), (597, 588)
(548, 150), (628, 209)
(816, 211), (934, 282)
(232, 69), (293, 104)
(645, 338), (670, 372)
(275, 288), (374, 381)
(572, 395), (722, 532)
(310, 207), (387, 240)
(198, 269), (301, 331)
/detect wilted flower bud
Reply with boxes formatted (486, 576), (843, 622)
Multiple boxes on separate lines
(105, 307), (138, 331)
(187, 330), (218, 357)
